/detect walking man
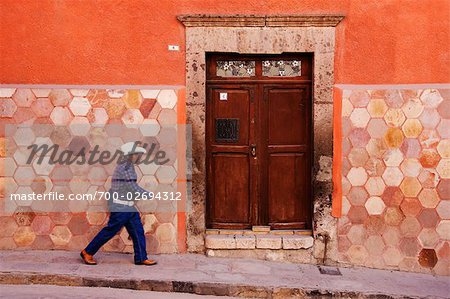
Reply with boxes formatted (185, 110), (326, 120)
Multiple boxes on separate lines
(80, 142), (157, 266)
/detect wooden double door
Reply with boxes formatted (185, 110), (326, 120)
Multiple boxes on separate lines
(206, 53), (313, 230)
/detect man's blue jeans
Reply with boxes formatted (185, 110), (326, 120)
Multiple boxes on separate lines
(85, 211), (148, 263)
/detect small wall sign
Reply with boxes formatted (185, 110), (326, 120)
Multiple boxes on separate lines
(219, 92), (228, 100)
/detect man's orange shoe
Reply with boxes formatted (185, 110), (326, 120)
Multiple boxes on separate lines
(135, 259), (157, 266)
(80, 249), (97, 265)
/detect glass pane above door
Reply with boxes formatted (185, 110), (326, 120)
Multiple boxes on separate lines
(262, 60), (301, 77)
(216, 60), (255, 77)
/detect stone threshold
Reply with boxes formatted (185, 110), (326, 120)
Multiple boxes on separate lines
(205, 233), (314, 250)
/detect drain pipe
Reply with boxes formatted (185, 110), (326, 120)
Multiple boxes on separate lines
(317, 232), (330, 265)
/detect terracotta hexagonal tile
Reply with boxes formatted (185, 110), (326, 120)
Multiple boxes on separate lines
(49, 212), (72, 225)
(87, 108), (109, 126)
(436, 159), (450, 178)
(49, 89), (72, 106)
(0, 99), (17, 117)
(346, 224), (367, 245)
(342, 196), (351, 216)
(139, 98), (157, 118)
(399, 237), (421, 257)
(31, 215), (55, 235)
(384, 207), (405, 226)
(364, 215), (385, 235)
(14, 166), (36, 186)
(68, 213), (90, 235)
(69, 117), (90, 136)
(155, 222), (176, 244)
(141, 89), (160, 99)
(349, 90), (370, 107)
(31, 89), (51, 97)
(382, 226), (401, 246)
(347, 167), (368, 187)
(437, 139), (450, 159)
(419, 130), (439, 149)
(400, 177), (422, 197)
(400, 217), (422, 237)
(32, 156), (55, 176)
(87, 167), (108, 186)
(104, 98), (126, 119)
(0, 88), (16, 97)
(49, 225), (72, 246)
(31, 176), (52, 194)
(13, 226), (36, 247)
(86, 212), (107, 225)
(433, 260), (450, 276)
(69, 97), (91, 116)
(436, 220), (450, 240)
(384, 90), (404, 108)
(419, 108), (440, 129)
(418, 228), (440, 247)
(13, 107), (37, 124)
(149, 102), (162, 119)
(50, 107), (73, 126)
(0, 216), (19, 237)
(86, 89), (109, 108)
(402, 98), (424, 118)
(69, 176), (90, 194)
(155, 166), (177, 184)
(381, 186), (404, 207)
(31, 98), (54, 118)
(157, 109), (177, 126)
(13, 127), (35, 146)
(0, 157), (17, 177)
(348, 206), (369, 224)
(436, 241), (450, 260)
(383, 148), (403, 167)
(418, 188), (439, 208)
(437, 100), (450, 119)
(0, 177), (18, 196)
(13, 89), (36, 107)
(342, 97), (353, 117)
(384, 109), (406, 127)
(367, 99), (388, 118)
(384, 128), (404, 148)
(342, 117), (352, 138)
(364, 177), (386, 196)
(418, 249), (438, 268)
(436, 179), (450, 200)
(418, 169), (439, 189)
(436, 200), (450, 219)
(69, 89), (89, 97)
(122, 90), (143, 109)
(364, 235), (385, 256)
(367, 119), (388, 139)
(402, 119), (423, 138)
(437, 119), (450, 139)
(382, 167), (403, 187)
(418, 209), (440, 228)
(67, 136), (91, 155)
(157, 90), (177, 109)
(139, 119), (160, 137)
(122, 109), (144, 128)
(400, 159), (422, 177)
(350, 108), (370, 128)
(400, 138), (421, 158)
(419, 149), (441, 168)
(400, 198), (422, 216)
(420, 89), (443, 108)
(383, 247), (402, 266)
(50, 166), (73, 186)
(107, 89), (126, 99)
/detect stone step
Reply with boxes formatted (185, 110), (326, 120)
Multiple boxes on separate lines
(205, 234), (314, 250)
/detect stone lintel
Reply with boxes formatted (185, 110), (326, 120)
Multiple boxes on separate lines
(177, 14), (345, 27)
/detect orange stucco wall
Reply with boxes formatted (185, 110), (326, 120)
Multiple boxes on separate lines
(0, 0), (449, 85)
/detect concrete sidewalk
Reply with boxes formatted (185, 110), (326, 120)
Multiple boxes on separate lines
(0, 250), (448, 298)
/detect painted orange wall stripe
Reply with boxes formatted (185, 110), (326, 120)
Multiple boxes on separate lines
(332, 87), (343, 217)
(176, 88), (187, 253)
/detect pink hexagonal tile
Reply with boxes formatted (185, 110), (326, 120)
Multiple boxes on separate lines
(350, 108), (370, 128)
(418, 188), (439, 208)
(400, 138), (421, 158)
(104, 98), (126, 119)
(436, 200), (450, 219)
(367, 119), (388, 139)
(349, 128), (371, 148)
(381, 186), (404, 207)
(365, 177), (386, 196)
(30, 98), (54, 118)
(419, 149), (441, 168)
(437, 139), (450, 159)
(400, 177), (422, 197)
(69, 89), (89, 97)
(14, 166), (35, 186)
(149, 101), (162, 119)
(50, 166), (73, 186)
(400, 198), (422, 217)
(383, 247), (402, 266)
(67, 136), (91, 155)
(436, 221), (450, 242)
(384, 207), (405, 226)
(86, 212), (107, 225)
(139, 98), (157, 118)
(31, 176), (52, 194)
(0, 88), (16, 97)
(0, 99), (18, 117)
(13, 107), (37, 124)
(31, 215), (55, 235)
(348, 186), (369, 206)
(402, 119), (423, 138)
(122, 109), (144, 127)
(50, 107), (73, 125)
(155, 165), (177, 184)
(107, 89), (126, 98)
(86, 89), (109, 108)
(437, 179), (450, 200)
(366, 139), (387, 158)
(436, 158), (450, 178)
(418, 169), (439, 188)
(69, 176), (90, 194)
(437, 100), (450, 119)
(140, 89), (160, 99)
(419, 108), (441, 130)
(367, 99), (388, 118)
(402, 98), (424, 118)
(347, 224), (367, 245)
(157, 109), (177, 126)
(365, 235), (385, 256)
(13, 226), (36, 247)
(437, 119), (450, 139)
(67, 213), (90, 235)
(400, 158), (421, 177)
(384, 109), (406, 127)
(400, 216), (422, 238)
(69, 117), (90, 136)
(382, 226), (401, 246)
(49, 89), (72, 106)
(384, 90), (404, 108)
(342, 97), (353, 117)
(347, 167), (368, 187)
(13, 89), (36, 107)
(87, 167), (108, 186)
(382, 167), (404, 187)
(49, 225), (72, 246)
(13, 127), (35, 146)
(365, 196), (386, 215)
(69, 97), (91, 116)
(419, 130), (440, 149)
(349, 90), (370, 107)
(399, 237), (421, 257)
(31, 89), (51, 97)
(420, 89), (443, 108)
(418, 228), (440, 247)
(418, 209), (440, 228)
(383, 148), (403, 167)
(139, 119), (160, 137)
(365, 157), (385, 177)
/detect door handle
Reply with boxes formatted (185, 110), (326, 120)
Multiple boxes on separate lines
(251, 144), (256, 157)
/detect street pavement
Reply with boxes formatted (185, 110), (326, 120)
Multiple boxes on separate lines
(0, 250), (449, 298)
